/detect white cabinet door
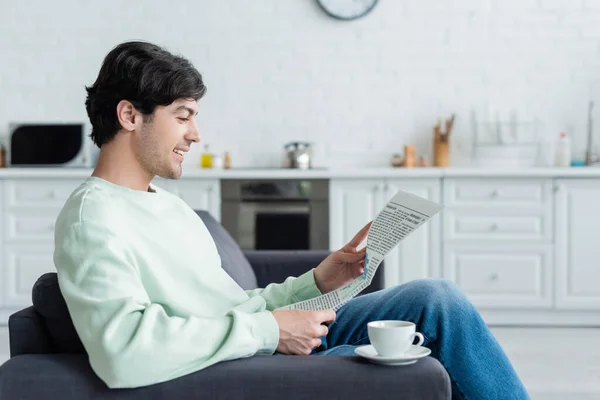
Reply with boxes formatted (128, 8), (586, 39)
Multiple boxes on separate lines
(3, 244), (56, 307)
(555, 179), (600, 310)
(384, 179), (442, 286)
(329, 179), (383, 251)
(160, 179), (221, 221)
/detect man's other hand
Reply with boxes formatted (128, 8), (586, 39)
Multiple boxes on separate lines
(271, 309), (336, 355)
(313, 221), (371, 294)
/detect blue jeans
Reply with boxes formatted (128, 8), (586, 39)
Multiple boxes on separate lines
(312, 278), (530, 400)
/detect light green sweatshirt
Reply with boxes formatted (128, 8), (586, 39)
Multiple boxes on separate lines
(53, 176), (322, 389)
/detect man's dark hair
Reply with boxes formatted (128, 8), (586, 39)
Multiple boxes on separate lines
(85, 41), (207, 147)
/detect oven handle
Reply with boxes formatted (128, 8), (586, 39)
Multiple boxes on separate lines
(239, 202), (311, 214)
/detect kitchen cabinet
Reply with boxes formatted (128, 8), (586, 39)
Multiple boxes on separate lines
(4, 244), (55, 307)
(442, 178), (554, 310)
(1, 179), (79, 312)
(554, 179), (600, 310)
(384, 179), (441, 284)
(0, 178), (81, 307)
(156, 178), (221, 221)
(329, 178), (441, 288)
(329, 179), (383, 250)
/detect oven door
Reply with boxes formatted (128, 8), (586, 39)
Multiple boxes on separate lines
(238, 201), (311, 250)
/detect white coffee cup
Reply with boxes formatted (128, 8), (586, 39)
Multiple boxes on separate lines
(367, 320), (425, 357)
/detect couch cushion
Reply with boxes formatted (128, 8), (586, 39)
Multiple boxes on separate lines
(0, 353), (451, 399)
(31, 273), (85, 354)
(195, 210), (258, 290)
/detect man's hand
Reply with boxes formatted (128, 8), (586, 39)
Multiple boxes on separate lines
(271, 309), (336, 355)
(313, 221), (372, 294)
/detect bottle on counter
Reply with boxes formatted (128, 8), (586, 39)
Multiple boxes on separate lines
(404, 145), (416, 168)
(200, 144), (213, 168)
(212, 154), (223, 169)
(223, 151), (232, 169)
(554, 132), (572, 167)
(0, 145), (5, 168)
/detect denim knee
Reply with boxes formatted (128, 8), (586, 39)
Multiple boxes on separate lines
(393, 278), (471, 312)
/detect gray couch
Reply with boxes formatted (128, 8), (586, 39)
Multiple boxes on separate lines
(0, 210), (451, 399)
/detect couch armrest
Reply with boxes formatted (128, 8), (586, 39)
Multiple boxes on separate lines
(244, 250), (384, 295)
(244, 250), (330, 287)
(0, 354), (451, 399)
(8, 306), (53, 357)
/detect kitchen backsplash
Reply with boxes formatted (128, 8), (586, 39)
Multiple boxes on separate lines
(1, 1), (600, 168)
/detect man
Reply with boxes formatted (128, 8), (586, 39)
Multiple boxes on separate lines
(54, 41), (529, 399)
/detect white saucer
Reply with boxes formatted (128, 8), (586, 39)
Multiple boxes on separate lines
(354, 345), (431, 366)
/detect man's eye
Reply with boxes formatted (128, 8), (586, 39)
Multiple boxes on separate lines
(178, 117), (189, 122)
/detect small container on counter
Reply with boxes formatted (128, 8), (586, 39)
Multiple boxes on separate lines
(200, 144), (213, 168)
(404, 145), (416, 168)
(391, 153), (404, 167)
(212, 155), (223, 169)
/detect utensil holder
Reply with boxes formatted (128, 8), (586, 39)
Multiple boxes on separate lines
(433, 136), (449, 167)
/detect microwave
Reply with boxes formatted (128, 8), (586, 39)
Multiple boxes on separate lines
(7, 123), (92, 167)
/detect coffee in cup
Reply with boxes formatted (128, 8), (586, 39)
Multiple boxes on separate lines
(367, 320), (424, 357)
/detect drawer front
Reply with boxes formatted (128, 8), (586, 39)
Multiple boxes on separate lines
(444, 179), (551, 207)
(3, 244), (56, 307)
(6, 180), (79, 208)
(443, 244), (552, 308)
(168, 179), (221, 221)
(444, 211), (551, 242)
(6, 210), (59, 241)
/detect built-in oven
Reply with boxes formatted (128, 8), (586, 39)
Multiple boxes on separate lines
(221, 179), (329, 250)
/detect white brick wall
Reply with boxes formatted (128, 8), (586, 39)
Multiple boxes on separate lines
(0, 0), (599, 168)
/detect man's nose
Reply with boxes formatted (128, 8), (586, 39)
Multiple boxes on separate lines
(187, 119), (201, 143)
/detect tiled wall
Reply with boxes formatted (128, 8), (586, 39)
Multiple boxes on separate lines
(1, 1), (599, 168)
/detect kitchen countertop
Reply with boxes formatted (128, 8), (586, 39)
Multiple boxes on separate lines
(0, 166), (599, 179)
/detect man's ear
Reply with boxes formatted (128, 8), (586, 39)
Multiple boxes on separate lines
(116, 100), (140, 132)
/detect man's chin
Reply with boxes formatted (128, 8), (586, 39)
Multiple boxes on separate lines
(159, 166), (182, 180)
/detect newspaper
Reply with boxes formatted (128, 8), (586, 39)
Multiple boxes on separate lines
(276, 189), (443, 311)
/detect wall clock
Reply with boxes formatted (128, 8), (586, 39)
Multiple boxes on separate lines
(316, 0), (379, 21)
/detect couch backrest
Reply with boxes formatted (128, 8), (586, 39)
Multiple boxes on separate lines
(195, 210), (258, 290)
(32, 272), (85, 354)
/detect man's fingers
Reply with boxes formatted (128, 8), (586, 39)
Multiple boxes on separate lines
(345, 221), (372, 249)
(338, 251), (366, 264)
(319, 324), (329, 337)
(316, 309), (336, 323)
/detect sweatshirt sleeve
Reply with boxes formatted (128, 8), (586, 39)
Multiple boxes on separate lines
(54, 220), (279, 389)
(244, 270), (323, 310)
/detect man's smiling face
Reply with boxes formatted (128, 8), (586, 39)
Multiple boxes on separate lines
(134, 98), (200, 180)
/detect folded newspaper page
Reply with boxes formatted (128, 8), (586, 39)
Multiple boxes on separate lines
(276, 189), (443, 311)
